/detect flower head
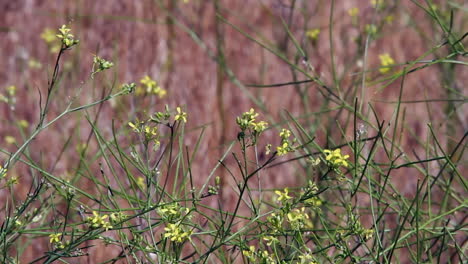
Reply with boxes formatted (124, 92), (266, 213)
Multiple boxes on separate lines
(56, 25), (79, 48)
(306, 28), (320, 40)
(49, 233), (62, 244)
(275, 188), (292, 203)
(348, 7), (359, 17)
(379, 53), (395, 73)
(164, 222), (192, 243)
(323, 148), (350, 169)
(175, 107), (187, 123)
(140, 76), (167, 98)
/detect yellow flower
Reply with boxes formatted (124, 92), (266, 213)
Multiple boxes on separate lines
(379, 53), (395, 73)
(6, 85), (16, 96)
(252, 120), (268, 133)
(17, 120), (29, 129)
(140, 75), (156, 88)
(0, 165), (7, 178)
(385, 15), (394, 24)
(56, 24), (79, 47)
(175, 107), (187, 123)
(49, 233), (62, 244)
(348, 7), (359, 17)
(4, 136), (16, 144)
(275, 188), (292, 202)
(276, 142), (291, 156)
(164, 222), (192, 243)
(279, 128), (291, 139)
(323, 148), (350, 168)
(87, 211), (113, 231)
(242, 245), (256, 261)
(136, 177), (145, 189)
(306, 28), (320, 40)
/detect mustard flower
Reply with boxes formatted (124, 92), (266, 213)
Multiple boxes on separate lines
(379, 53), (395, 73)
(175, 107), (187, 123)
(263, 235), (279, 246)
(140, 76), (167, 98)
(287, 207), (309, 230)
(236, 108), (259, 130)
(87, 211), (113, 231)
(252, 120), (268, 133)
(276, 128), (295, 156)
(56, 24), (79, 48)
(275, 188), (292, 203)
(164, 222), (192, 243)
(109, 212), (126, 223)
(323, 148), (350, 168)
(49, 233), (62, 244)
(385, 15), (394, 24)
(136, 177), (145, 189)
(276, 142), (291, 156)
(141, 75), (156, 88)
(279, 128), (291, 139)
(306, 28), (320, 40)
(4, 136), (16, 144)
(18, 120), (29, 129)
(242, 245), (257, 261)
(304, 196), (322, 208)
(348, 7), (359, 17)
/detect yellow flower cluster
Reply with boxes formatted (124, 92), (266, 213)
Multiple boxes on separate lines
(242, 246), (275, 263)
(174, 107), (187, 123)
(287, 207), (309, 230)
(0, 85), (17, 105)
(324, 148), (350, 168)
(379, 53), (395, 73)
(128, 118), (160, 147)
(0, 165), (7, 178)
(276, 128), (295, 156)
(86, 211), (113, 231)
(138, 75), (167, 98)
(236, 108), (268, 133)
(157, 202), (190, 222)
(275, 187), (292, 203)
(56, 25), (79, 48)
(49, 233), (67, 249)
(164, 222), (192, 243)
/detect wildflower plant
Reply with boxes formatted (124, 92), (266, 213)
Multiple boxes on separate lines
(1, 2), (466, 263)
(236, 108), (268, 146)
